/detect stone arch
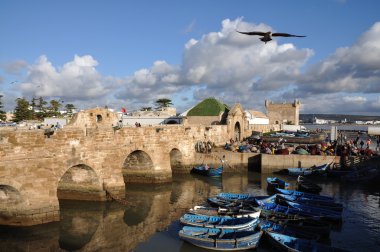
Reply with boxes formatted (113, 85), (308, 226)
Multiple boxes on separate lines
(169, 148), (183, 173)
(234, 122), (241, 141)
(57, 164), (105, 201)
(122, 150), (155, 183)
(123, 150), (154, 170)
(0, 184), (22, 205)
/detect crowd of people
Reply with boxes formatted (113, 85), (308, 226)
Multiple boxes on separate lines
(224, 132), (380, 157)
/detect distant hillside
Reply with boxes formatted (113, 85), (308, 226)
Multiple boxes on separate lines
(300, 114), (380, 123)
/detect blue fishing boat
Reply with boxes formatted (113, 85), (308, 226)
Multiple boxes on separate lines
(189, 206), (261, 219)
(258, 219), (320, 241)
(267, 177), (289, 191)
(285, 201), (342, 222)
(217, 192), (255, 201)
(207, 197), (245, 208)
(191, 165), (223, 177)
(269, 218), (331, 237)
(311, 163), (330, 175)
(179, 226), (263, 251)
(276, 194), (343, 212)
(180, 213), (259, 230)
(287, 167), (314, 176)
(296, 176), (322, 194)
(266, 231), (351, 252)
(275, 188), (335, 202)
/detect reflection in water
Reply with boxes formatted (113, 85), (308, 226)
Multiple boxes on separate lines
(58, 200), (103, 251)
(0, 172), (379, 251)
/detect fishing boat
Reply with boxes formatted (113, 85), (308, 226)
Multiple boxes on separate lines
(267, 177), (289, 191)
(285, 201), (342, 222)
(258, 219), (320, 241)
(180, 213), (259, 230)
(287, 167), (314, 176)
(189, 206), (261, 219)
(179, 226), (263, 251)
(276, 194), (343, 212)
(311, 163), (330, 175)
(207, 197), (246, 208)
(266, 231), (351, 252)
(190, 165), (223, 177)
(275, 188), (335, 202)
(269, 218), (331, 237)
(296, 176), (322, 194)
(217, 192), (256, 202)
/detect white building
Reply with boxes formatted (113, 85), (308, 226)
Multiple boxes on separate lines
(121, 107), (182, 126)
(245, 110), (269, 125)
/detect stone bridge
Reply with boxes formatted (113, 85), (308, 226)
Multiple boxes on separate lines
(0, 108), (243, 226)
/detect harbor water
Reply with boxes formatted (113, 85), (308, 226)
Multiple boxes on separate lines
(1, 172), (379, 252)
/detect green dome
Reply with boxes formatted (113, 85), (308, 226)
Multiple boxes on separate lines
(187, 98), (229, 116)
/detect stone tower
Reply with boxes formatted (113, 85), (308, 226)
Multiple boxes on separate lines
(265, 99), (301, 125)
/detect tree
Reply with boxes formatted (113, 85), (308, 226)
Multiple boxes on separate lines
(140, 107), (152, 111)
(49, 99), (61, 114)
(13, 98), (33, 122)
(36, 97), (47, 112)
(0, 95), (6, 121)
(155, 98), (173, 109)
(65, 104), (76, 115)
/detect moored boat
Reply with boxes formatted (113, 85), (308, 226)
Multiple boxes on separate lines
(258, 219), (321, 241)
(180, 213), (259, 230)
(179, 226), (263, 251)
(266, 231), (351, 252)
(275, 188), (335, 202)
(276, 194), (343, 212)
(189, 205), (261, 219)
(191, 165), (223, 177)
(267, 177), (289, 191)
(297, 176), (322, 194)
(287, 167), (314, 176)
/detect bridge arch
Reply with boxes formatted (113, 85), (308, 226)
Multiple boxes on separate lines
(169, 148), (183, 173)
(57, 164), (105, 201)
(123, 150), (154, 171)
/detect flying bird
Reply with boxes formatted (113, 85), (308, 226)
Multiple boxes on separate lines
(236, 31), (306, 44)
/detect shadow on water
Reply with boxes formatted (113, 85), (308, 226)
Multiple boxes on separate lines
(0, 171), (379, 251)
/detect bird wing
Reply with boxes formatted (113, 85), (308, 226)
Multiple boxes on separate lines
(272, 33), (306, 37)
(236, 31), (267, 36)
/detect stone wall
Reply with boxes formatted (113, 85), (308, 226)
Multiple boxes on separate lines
(0, 121), (232, 226)
(260, 154), (339, 173)
(265, 100), (301, 125)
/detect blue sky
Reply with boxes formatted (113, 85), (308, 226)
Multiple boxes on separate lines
(1, 0), (380, 115)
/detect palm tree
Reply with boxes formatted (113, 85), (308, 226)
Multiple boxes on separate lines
(155, 98), (173, 109)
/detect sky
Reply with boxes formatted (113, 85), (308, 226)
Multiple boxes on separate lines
(1, 0), (380, 115)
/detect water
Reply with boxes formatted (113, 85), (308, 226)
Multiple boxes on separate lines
(1, 172), (379, 252)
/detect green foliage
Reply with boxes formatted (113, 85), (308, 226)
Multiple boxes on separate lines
(13, 98), (33, 122)
(0, 95), (6, 121)
(65, 104), (75, 115)
(141, 107), (152, 111)
(155, 98), (173, 109)
(187, 97), (230, 116)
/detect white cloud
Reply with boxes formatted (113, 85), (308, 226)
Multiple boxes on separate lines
(295, 22), (380, 96)
(19, 55), (117, 101)
(8, 19), (380, 115)
(118, 18), (313, 111)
